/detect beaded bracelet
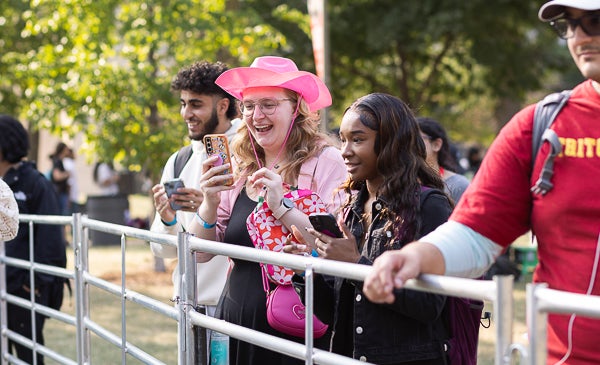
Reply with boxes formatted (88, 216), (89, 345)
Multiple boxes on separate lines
(195, 212), (217, 229)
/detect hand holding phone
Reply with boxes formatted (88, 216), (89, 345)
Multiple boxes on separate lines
(164, 178), (185, 210)
(204, 134), (233, 186)
(309, 213), (343, 238)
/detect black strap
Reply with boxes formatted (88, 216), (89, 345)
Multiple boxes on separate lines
(530, 90), (571, 195)
(173, 145), (193, 179)
(419, 187), (445, 206)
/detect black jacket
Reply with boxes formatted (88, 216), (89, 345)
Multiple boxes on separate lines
(294, 187), (452, 364)
(3, 161), (66, 293)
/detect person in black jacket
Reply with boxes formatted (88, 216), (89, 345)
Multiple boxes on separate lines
(0, 115), (66, 365)
(291, 93), (452, 364)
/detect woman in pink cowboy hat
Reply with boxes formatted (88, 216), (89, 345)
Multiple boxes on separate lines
(189, 56), (347, 364)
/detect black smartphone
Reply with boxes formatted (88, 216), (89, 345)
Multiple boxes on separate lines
(204, 134), (233, 186)
(309, 213), (343, 238)
(164, 178), (185, 210)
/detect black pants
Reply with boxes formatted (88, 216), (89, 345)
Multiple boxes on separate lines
(3, 284), (52, 365)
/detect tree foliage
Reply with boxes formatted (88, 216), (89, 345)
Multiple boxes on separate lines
(326, 0), (573, 139)
(1, 0), (574, 179)
(1, 0), (286, 179)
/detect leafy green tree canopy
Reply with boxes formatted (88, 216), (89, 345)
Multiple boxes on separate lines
(1, 0), (575, 179)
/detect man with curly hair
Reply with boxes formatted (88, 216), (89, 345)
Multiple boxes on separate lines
(149, 61), (241, 358)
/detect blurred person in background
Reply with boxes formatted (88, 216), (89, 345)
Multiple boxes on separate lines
(418, 117), (470, 204)
(465, 145), (483, 179)
(49, 142), (71, 214)
(62, 147), (82, 213)
(93, 161), (120, 195)
(0, 114), (66, 364)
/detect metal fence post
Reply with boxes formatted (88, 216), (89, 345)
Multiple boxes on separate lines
(494, 275), (514, 365)
(120, 233), (127, 364)
(304, 264), (315, 365)
(74, 213), (91, 364)
(0, 239), (7, 365)
(27, 220), (40, 365)
(177, 232), (197, 365)
(527, 283), (547, 365)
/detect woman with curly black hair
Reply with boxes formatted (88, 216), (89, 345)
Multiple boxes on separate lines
(294, 93), (453, 364)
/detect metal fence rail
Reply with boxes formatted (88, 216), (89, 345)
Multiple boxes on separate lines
(1, 213), (598, 364)
(526, 284), (600, 364)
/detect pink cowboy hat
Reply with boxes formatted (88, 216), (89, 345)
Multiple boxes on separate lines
(215, 56), (332, 112)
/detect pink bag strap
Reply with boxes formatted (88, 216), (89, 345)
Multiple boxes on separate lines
(260, 263), (271, 294)
(256, 238), (272, 294)
(260, 262), (270, 295)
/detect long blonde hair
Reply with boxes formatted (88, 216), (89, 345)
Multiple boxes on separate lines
(231, 89), (337, 185)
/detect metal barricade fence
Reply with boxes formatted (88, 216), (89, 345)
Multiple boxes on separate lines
(3, 213), (598, 364)
(526, 284), (600, 364)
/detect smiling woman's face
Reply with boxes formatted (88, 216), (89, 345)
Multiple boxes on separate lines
(339, 109), (379, 183)
(241, 86), (295, 156)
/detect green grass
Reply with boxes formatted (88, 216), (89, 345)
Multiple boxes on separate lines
(44, 242), (178, 364)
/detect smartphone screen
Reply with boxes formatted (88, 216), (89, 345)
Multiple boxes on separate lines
(164, 179), (185, 210)
(204, 134), (233, 186)
(309, 213), (343, 238)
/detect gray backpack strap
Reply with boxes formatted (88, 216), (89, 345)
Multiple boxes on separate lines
(173, 145), (193, 179)
(530, 90), (571, 195)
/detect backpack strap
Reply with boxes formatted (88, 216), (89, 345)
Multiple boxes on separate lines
(419, 186), (442, 206)
(173, 145), (193, 179)
(416, 186), (447, 240)
(530, 90), (571, 196)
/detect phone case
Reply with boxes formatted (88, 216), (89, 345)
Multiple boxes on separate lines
(309, 213), (342, 238)
(164, 179), (185, 210)
(204, 134), (233, 186)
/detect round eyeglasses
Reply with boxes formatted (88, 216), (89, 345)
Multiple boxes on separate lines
(550, 13), (600, 39)
(239, 98), (292, 117)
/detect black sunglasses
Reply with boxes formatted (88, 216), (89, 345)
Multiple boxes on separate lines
(550, 13), (600, 39)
